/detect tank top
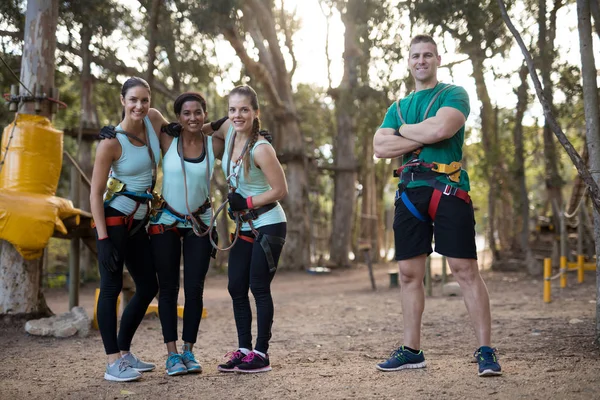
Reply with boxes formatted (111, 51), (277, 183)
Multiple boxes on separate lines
(222, 126), (286, 230)
(152, 136), (215, 227)
(107, 115), (160, 219)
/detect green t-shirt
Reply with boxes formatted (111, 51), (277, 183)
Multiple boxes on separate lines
(380, 83), (471, 191)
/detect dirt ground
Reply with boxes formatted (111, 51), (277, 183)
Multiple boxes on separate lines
(1, 262), (599, 400)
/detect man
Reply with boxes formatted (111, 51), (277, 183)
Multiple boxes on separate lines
(372, 34), (501, 377)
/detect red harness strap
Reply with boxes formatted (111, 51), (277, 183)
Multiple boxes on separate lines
(428, 184), (471, 221)
(91, 214), (135, 229)
(148, 223), (180, 236)
(230, 232), (255, 244)
(91, 201), (143, 230)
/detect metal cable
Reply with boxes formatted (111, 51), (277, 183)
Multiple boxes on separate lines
(0, 53), (33, 95)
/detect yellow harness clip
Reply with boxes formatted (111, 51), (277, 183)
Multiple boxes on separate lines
(432, 161), (462, 183)
(103, 176), (126, 203)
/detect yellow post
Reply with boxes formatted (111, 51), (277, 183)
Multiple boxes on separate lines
(544, 258), (552, 303)
(577, 255), (585, 284)
(559, 256), (567, 288)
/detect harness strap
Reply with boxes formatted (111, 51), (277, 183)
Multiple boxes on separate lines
(400, 191), (428, 222)
(231, 232), (255, 244)
(92, 201), (143, 234)
(259, 233), (286, 273)
(178, 135), (212, 237)
(428, 189), (442, 221)
(396, 83), (454, 162)
(399, 183), (471, 223)
(163, 199), (211, 223)
(148, 223), (180, 237)
(231, 203), (278, 223)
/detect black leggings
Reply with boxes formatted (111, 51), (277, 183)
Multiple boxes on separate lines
(228, 222), (286, 354)
(96, 207), (158, 355)
(150, 227), (212, 344)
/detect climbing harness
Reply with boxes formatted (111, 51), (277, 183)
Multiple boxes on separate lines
(393, 83), (470, 222)
(148, 198), (218, 258)
(209, 130), (252, 251)
(177, 133), (213, 237)
(92, 126), (157, 236)
(209, 130), (285, 272)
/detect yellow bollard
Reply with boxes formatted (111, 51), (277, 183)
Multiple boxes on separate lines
(559, 256), (567, 288)
(544, 258), (552, 303)
(577, 255), (585, 284)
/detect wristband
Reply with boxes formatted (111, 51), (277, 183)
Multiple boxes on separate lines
(246, 196), (254, 209)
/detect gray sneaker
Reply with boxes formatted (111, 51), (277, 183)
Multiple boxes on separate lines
(121, 352), (155, 372)
(104, 358), (142, 382)
(181, 344), (202, 373)
(166, 352), (187, 376)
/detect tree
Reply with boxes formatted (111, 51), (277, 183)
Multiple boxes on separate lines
(0, 0), (59, 317)
(511, 63), (537, 273)
(576, 0), (600, 343)
(538, 0), (566, 230)
(187, 0), (311, 269)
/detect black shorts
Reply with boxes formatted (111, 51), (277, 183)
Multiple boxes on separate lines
(393, 186), (477, 261)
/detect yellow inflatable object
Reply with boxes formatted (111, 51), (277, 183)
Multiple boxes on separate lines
(0, 114), (83, 259)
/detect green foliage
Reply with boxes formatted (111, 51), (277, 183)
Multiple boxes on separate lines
(409, 0), (513, 58)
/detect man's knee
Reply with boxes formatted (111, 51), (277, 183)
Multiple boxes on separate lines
(398, 256), (427, 284)
(449, 258), (479, 283)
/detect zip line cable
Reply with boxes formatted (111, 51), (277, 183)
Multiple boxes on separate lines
(0, 53), (33, 95)
(0, 102), (24, 175)
(0, 53), (34, 176)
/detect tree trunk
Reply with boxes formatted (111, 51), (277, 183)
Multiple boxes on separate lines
(539, 0), (565, 228)
(576, 0), (600, 344)
(361, 130), (379, 262)
(0, 0), (59, 318)
(145, 0), (161, 87)
(78, 24), (97, 279)
(470, 54), (499, 261)
(0, 243), (52, 316)
(589, 0), (600, 40)
(494, 105), (513, 252)
(512, 64), (539, 274)
(330, 1), (360, 268)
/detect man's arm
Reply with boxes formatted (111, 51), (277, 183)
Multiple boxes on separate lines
(397, 106), (466, 145)
(373, 127), (423, 159)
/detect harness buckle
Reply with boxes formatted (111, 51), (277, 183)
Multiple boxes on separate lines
(442, 185), (456, 196)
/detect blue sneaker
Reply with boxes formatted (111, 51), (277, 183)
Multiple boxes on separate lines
(166, 353), (187, 376)
(376, 346), (426, 371)
(474, 346), (502, 377)
(181, 344), (202, 373)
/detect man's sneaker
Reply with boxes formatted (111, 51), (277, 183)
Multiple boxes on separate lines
(104, 358), (142, 382)
(166, 353), (187, 376)
(181, 344), (202, 373)
(217, 350), (246, 372)
(376, 346), (426, 371)
(121, 352), (155, 372)
(235, 351), (272, 373)
(474, 346), (502, 377)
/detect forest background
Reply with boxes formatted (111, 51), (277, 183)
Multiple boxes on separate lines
(0, 0), (599, 284)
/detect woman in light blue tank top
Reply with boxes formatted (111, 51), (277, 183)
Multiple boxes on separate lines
(90, 77), (161, 382)
(144, 92), (221, 376)
(211, 85), (288, 374)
